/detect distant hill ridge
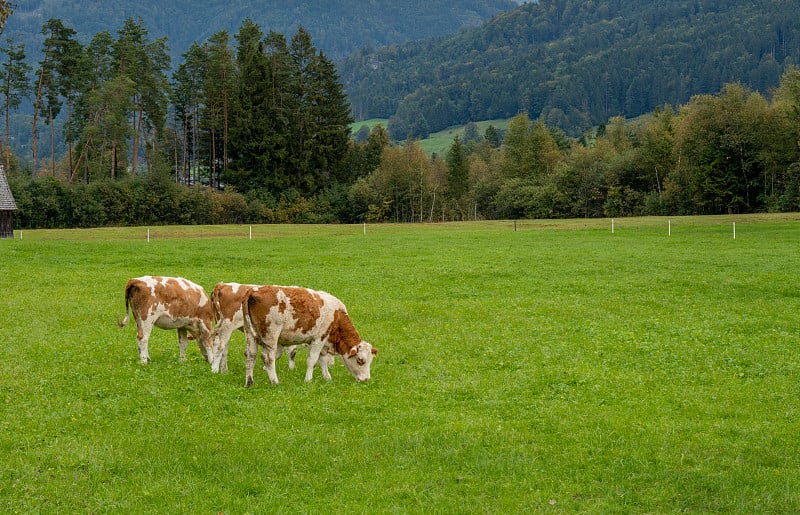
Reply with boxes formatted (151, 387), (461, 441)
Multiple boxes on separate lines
(339, 0), (800, 136)
(5, 0), (519, 61)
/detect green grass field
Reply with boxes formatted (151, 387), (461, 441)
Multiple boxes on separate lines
(2, 215), (799, 512)
(350, 118), (511, 155)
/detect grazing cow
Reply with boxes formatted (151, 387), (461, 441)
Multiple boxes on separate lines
(118, 276), (214, 364)
(209, 282), (331, 373)
(242, 285), (377, 386)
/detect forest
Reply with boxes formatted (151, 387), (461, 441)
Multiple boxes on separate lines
(3, 9), (800, 228)
(5, 0), (518, 63)
(340, 0), (800, 137)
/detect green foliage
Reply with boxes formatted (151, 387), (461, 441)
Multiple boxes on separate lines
(8, 174), (342, 228)
(2, 219), (800, 511)
(341, 0), (800, 137)
(445, 136), (468, 200)
(224, 23), (353, 198)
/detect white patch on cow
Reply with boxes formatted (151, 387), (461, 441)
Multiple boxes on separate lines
(340, 341), (375, 382)
(142, 275), (159, 292)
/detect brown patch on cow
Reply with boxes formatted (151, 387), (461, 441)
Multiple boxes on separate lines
(284, 288), (322, 334)
(212, 283), (252, 323)
(246, 287), (280, 336)
(146, 277), (211, 329)
(124, 279), (157, 324)
(151, 279), (207, 319)
(278, 300), (287, 313)
(325, 308), (362, 355)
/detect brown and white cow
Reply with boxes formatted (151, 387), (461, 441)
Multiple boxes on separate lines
(209, 282), (332, 373)
(117, 276), (214, 364)
(242, 285), (377, 386)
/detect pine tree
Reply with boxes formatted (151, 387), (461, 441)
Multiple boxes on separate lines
(446, 136), (469, 201)
(39, 19), (84, 178)
(204, 31), (236, 188)
(0, 37), (31, 174)
(113, 17), (170, 177)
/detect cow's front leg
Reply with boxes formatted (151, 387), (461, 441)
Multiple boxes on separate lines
(211, 324), (235, 373)
(305, 342), (324, 382)
(177, 329), (189, 362)
(318, 351), (332, 381)
(271, 345), (284, 371)
(244, 334), (258, 387)
(195, 331), (211, 363)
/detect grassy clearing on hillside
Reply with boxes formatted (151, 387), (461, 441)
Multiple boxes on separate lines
(418, 119), (511, 155)
(2, 216), (800, 512)
(350, 118), (510, 155)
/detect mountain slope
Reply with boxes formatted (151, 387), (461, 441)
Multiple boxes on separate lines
(340, 0), (800, 136)
(6, 0), (519, 61)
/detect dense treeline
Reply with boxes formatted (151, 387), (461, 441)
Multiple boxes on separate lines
(9, 67), (800, 228)
(347, 69), (800, 223)
(2, 17), (356, 197)
(4, 11), (800, 229)
(340, 0), (800, 137)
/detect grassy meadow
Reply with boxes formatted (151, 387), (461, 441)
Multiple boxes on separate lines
(349, 118), (511, 155)
(1, 216), (800, 512)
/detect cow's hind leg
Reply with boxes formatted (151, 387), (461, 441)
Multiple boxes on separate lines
(287, 345), (299, 370)
(244, 334), (258, 387)
(263, 342), (280, 384)
(136, 319), (152, 364)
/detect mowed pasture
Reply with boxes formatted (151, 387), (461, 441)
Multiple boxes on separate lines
(1, 216), (799, 512)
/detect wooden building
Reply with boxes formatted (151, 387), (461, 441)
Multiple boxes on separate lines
(0, 165), (17, 238)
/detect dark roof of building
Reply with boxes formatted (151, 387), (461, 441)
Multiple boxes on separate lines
(0, 165), (17, 210)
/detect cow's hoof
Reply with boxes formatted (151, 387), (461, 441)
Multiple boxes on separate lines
(245, 377), (253, 388)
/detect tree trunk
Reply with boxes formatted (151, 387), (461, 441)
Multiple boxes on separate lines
(67, 100), (74, 176)
(131, 106), (142, 178)
(50, 106), (55, 176)
(31, 57), (48, 177)
(4, 79), (9, 174)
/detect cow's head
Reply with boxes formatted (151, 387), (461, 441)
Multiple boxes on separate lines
(340, 341), (377, 382)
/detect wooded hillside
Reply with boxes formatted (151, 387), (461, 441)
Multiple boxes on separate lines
(340, 0), (800, 137)
(6, 0), (519, 61)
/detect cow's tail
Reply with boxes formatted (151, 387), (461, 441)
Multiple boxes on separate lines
(241, 289), (256, 341)
(210, 283), (223, 324)
(117, 281), (134, 328)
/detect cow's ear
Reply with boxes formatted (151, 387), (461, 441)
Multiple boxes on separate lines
(371, 347), (378, 355)
(347, 347), (358, 358)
